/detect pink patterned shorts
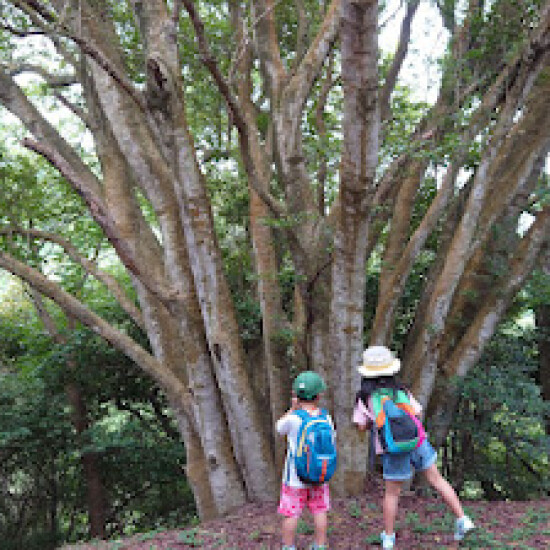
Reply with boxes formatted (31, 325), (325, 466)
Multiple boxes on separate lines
(277, 483), (330, 518)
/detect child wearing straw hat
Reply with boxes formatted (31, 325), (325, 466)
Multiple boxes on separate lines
(352, 346), (475, 549)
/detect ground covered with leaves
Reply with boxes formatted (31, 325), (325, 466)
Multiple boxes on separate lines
(61, 487), (550, 549)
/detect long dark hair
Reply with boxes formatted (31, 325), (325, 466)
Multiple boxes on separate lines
(356, 375), (408, 406)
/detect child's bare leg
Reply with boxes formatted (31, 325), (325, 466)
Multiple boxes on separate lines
(383, 480), (403, 535)
(312, 511), (327, 545)
(423, 464), (464, 518)
(282, 515), (299, 546)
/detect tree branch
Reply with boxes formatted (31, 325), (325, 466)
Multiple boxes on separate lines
(0, 22), (45, 37)
(53, 91), (90, 128)
(0, 249), (194, 422)
(22, 138), (186, 311)
(180, 0), (286, 219)
(28, 285), (60, 339)
(250, 0), (287, 96)
(15, 0), (146, 112)
(380, 0), (419, 123)
(293, 0), (308, 68)
(0, 67), (179, 307)
(9, 62), (76, 87)
(284, 0), (340, 116)
(11, 1), (79, 69)
(0, 227), (145, 330)
(429, 206), (550, 445)
(315, 50), (335, 214)
(374, 4), (550, 217)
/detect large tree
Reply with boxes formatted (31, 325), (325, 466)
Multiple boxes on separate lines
(0, 0), (549, 519)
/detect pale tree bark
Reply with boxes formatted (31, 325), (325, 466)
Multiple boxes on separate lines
(436, 90), (550, 367)
(400, 178), (474, 390)
(405, 65), (550, 428)
(370, 158), (431, 345)
(370, 1), (550, 347)
(315, 50), (335, 214)
(87, 61), (246, 515)
(81, 0), (276, 505)
(229, 0), (291, 469)
(250, 0), (340, 376)
(1, 0), (264, 516)
(2, 0), (550, 522)
(2, 50), (245, 516)
(429, 206), (550, 446)
(405, 33), (550, 407)
(329, 0), (379, 494)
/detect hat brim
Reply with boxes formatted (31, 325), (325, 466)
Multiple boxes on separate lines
(357, 358), (401, 378)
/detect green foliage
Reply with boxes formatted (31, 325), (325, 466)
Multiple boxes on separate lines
(0, 146), (104, 276)
(346, 500), (363, 518)
(0, 301), (195, 548)
(296, 518), (314, 535)
(379, 80), (429, 163)
(1, 2), (549, 548)
(447, 326), (549, 500)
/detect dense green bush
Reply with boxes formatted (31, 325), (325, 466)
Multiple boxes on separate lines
(445, 326), (549, 500)
(0, 306), (195, 549)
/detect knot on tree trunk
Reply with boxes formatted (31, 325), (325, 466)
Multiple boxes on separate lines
(207, 453), (219, 469)
(145, 57), (172, 115)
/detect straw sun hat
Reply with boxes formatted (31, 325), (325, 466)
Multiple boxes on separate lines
(357, 345), (401, 378)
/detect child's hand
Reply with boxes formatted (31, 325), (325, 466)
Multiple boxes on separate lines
(290, 396), (299, 410)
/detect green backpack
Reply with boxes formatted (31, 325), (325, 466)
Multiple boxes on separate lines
(371, 389), (424, 454)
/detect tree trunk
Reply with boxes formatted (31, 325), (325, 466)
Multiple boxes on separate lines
(1, 0), (550, 522)
(29, 293), (107, 539)
(230, 3), (291, 468)
(535, 303), (550, 436)
(329, 0), (379, 495)
(65, 382), (107, 538)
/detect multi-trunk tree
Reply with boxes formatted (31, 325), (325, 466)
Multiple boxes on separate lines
(0, 0), (549, 519)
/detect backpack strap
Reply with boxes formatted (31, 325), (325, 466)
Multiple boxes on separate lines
(396, 402), (416, 416)
(285, 449), (292, 484)
(369, 422), (377, 471)
(372, 391), (390, 428)
(293, 409), (311, 422)
(286, 409), (310, 485)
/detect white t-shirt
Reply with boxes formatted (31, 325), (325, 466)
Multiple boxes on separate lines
(276, 408), (335, 488)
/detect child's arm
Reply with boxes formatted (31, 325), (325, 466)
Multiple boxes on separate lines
(352, 398), (372, 431)
(280, 396), (298, 418)
(276, 396), (299, 435)
(408, 392), (423, 418)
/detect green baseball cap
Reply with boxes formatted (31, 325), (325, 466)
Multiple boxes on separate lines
(292, 371), (326, 400)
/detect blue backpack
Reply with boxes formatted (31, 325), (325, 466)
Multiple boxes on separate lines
(293, 409), (337, 485)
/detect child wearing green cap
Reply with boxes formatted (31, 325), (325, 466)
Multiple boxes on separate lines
(276, 371), (334, 550)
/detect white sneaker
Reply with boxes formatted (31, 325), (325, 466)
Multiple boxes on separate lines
(381, 531), (395, 549)
(454, 515), (475, 541)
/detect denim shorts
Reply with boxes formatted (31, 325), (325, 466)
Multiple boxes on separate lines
(382, 440), (437, 481)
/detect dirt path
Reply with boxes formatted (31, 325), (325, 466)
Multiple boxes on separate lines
(60, 490), (550, 549)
